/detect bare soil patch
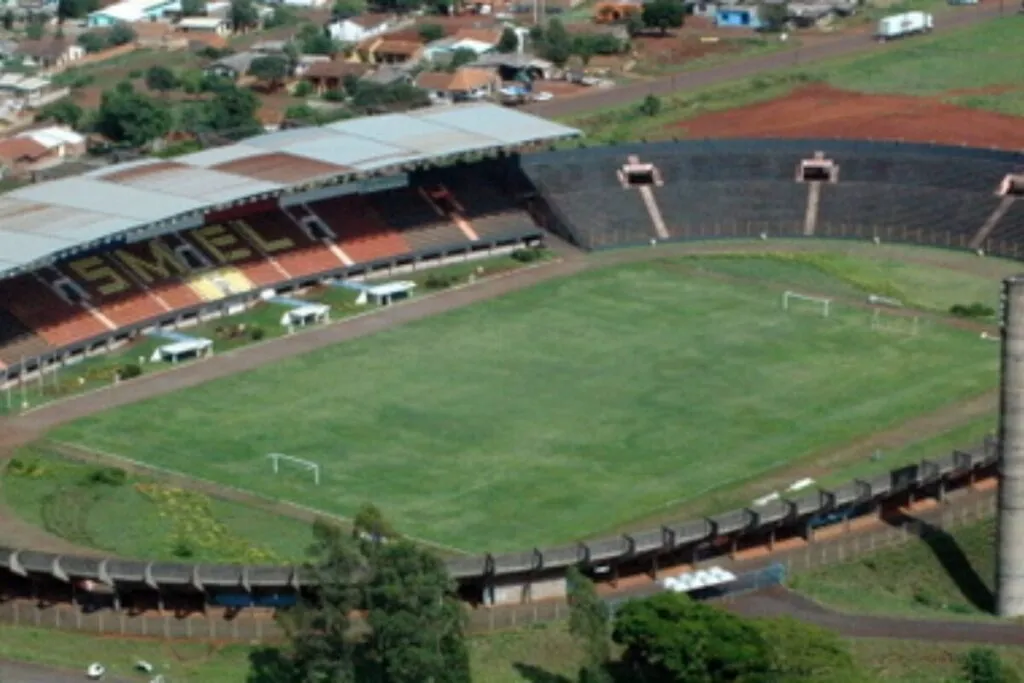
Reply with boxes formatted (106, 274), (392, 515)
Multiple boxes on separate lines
(674, 83), (1024, 149)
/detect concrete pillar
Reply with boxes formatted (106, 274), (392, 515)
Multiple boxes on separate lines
(998, 276), (1024, 617)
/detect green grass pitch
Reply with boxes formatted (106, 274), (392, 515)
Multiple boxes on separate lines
(52, 257), (998, 553)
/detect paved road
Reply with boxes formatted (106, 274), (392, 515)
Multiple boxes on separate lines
(0, 660), (132, 683)
(524, 4), (1011, 120)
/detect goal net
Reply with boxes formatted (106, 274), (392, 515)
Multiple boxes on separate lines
(267, 453), (320, 486)
(870, 309), (920, 337)
(781, 291), (831, 318)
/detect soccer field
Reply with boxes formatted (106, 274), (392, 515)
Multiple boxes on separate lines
(52, 258), (998, 552)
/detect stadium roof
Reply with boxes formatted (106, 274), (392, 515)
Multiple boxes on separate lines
(0, 103), (581, 278)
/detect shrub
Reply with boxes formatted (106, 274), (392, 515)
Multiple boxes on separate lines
(424, 273), (460, 290)
(88, 466), (127, 487)
(250, 326), (266, 341)
(7, 458), (46, 477)
(172, 538), (196, 558)
(511, 247), (545, 263)
(120, 363), (142, 379)
(950, 302), (996, 319)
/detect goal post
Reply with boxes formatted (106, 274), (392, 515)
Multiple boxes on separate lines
(870, 308), (920, 336)
(781, 290), (831, 318)
(267, 453), (320, 486)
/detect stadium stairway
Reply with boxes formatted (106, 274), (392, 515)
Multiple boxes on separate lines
(543, 188), (658, 248)
(0, 310), (52, 366)
(240, 211), (348, 279)
(310, 195), (412, 263)
(366, 187), (471, 252)
(981, 199), (1024, 254)
(437, 179), (540, 242)
(0, 276), (111, 348)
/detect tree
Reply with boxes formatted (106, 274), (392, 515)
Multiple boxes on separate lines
(2, 10), (13, 30)
(180, 0), (205, 16)
(25, 20), (44, 40)
(566, 568), (611, 683)
(95, 83), (171, 147)
(107, 22), (136, 46)
(572, 35), (596, 67)
(613, 592), (771, 683)
(539, 18), (571, 68)
(755, 617), (862, 683)
(759, 2), (788, 32)
(638, 94), (661, 117)
(278, 519), (368, 683)
(37, 100), (83, 128)
(77, 31), (106, 53)
(960, 648), (1022, 683)
(353, 503), (399, 544)
(203, 83), (261, 135)
(332, 0), (366, 18)
(297, 22), (336, 55)
(57, 0), (92, 21)
(363, 540), (471, 683)
(145, 65), (178, 93)
(249, 55), (289, 89)
(641, 0), (684, 35)
(418, 22), (445, 43)
(625, 10), (644, 36)
(375, 0), (423, 14)
(447, 47), (476, 71)
(497, 27), (518, 53)
(229, 0), (259, 32)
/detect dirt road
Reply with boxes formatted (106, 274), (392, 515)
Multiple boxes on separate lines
(524, 5), (1008, 120)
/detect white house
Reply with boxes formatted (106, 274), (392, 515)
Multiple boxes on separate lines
(177, 16), (230, 35)
(327, 13), (396, 43)
(423, 27), (501, 61)
(87, 0), (177, 26)
(19, 125), (86, 159)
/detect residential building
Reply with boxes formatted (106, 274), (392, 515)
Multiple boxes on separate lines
(87, 0), (177, 25)
(204, 51), (260, 80)
(132, 20), (189, 49)
(0, 40), (19, 60)
(0, 137), (50, 175)
(359, 38), (423, 65)
(423, 27), (500, 61)
(360, 64), (412, 86)
(301, 60), (370, 94)
(177, 16), (231, 35)
(19, 125), (87, 159)
(279, 0), (329, 8)
(14, 38), (86, 70)
(415, 67), (499, 103)
(470, 52), (553, 81)
(0, 74), (70, 109)
(327, 13), (397, 43)
(250, 39), (289, 54)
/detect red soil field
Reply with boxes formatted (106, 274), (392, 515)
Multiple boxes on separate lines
(674, 84), (1024, 150)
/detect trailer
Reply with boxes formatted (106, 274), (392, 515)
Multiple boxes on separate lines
(875, 11), (933, 41)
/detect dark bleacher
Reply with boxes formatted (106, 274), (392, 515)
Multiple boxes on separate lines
(365, 188), (469, 253)
(984, 200), (1024, 254)
(543, 189), (656, 249)
(656, 181), (807, 239)
(834, 156), (1011, 192)
(0, 310), (53, 366)
(817, 184), (1001, 246)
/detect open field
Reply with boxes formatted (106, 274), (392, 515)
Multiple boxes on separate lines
(47, 254), (998, 552)
(0, 444), (315, 563)
(567, 15), (1024, 146)
(791, 517), (997, 620)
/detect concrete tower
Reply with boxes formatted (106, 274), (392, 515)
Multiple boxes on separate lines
(997, 275), (1024, 617)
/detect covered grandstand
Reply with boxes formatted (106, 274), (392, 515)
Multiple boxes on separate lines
(0, 103), (580, 379)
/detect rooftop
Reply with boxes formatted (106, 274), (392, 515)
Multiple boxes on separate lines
(0, 103), (580, 277)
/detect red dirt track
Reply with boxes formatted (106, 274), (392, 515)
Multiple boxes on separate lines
(676, 84), (1024, 150)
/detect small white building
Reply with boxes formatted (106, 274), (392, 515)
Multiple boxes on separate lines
(177, 15), (231, 35)
(19, 125), (86, 158)
(327, 13), (396, 43)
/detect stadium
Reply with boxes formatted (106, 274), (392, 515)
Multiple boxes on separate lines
(0, 101), (1021, 640)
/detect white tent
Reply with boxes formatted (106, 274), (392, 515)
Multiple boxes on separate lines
(364, 281), (416, 306)
(280, 302), (330, 328)
(149, 338), (213, 364)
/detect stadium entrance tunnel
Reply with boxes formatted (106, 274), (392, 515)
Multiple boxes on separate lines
(998, 174), (1024, 196)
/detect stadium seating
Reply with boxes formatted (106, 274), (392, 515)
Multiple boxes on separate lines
(54, 257), (167, 328)
(239, 212), (348, 279)
(187, 268), (255, 302)
(983, 200), (1024, 254)
(184, 222), (289, 288)
(0, 276), (110, 348)
(656, 181), (808, 239)
(0, 310), (51, 366)
(311, 195), (412, 263)
(542, 189), (657, 248)
(817, 184), (1000, 246)
(367, 188), (470, 253)
(110, 238), (204, 311)
(439, 178), (540, 242)
(834, 155), (1010, 193)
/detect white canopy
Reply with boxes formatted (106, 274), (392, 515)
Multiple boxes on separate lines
(150, 337), (213, 363)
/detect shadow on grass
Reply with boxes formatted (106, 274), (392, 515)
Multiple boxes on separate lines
(247, 646), (294, 683)
(885, 511), (994, 614)
(513, 662), (573, 683)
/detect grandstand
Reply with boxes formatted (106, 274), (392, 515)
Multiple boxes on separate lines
(0, 104), (579, 377)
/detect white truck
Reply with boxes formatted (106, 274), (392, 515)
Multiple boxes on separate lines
(875, 11), (933, 41)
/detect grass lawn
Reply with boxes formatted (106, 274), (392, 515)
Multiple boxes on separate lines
(790, 517), (997, 619)
(51, 257), (997, 553)
(1, 444), (315, 563)
(565, 16), (1024, 141)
